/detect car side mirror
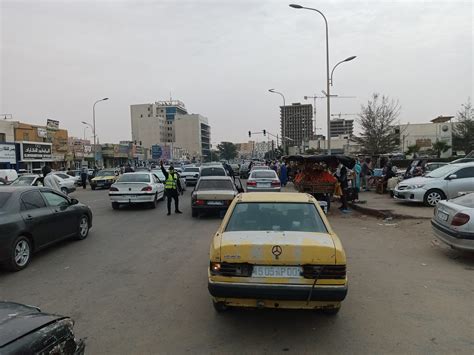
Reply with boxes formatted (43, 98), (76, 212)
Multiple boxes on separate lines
(447, 174), (457, 180)
(70, 198), (79, 205)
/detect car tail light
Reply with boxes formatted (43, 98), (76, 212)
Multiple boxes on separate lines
(210, 262), (253, 277)
(141, 186), (153, 191)
(271, 180), (281, 187)
(109, 186), (118, 191)
(247, 181), (256, 186)
(194, 199), (205, 206)
(451, 213), (470, 226)
(302, 265), (346, 279)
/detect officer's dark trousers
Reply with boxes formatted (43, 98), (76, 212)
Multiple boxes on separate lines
(165, 189), (179, 213)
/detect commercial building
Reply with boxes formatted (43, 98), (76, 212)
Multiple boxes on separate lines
(308, 134), (360, 155)
(130, 100), (188, 151)
(68, 137), (94, 169)
(330, 118), (354, 137)
(280, 103), (313, 148)
(174, 114), (211, 161)
(235, 141), (255, 159)
(0, 120), (18, 169)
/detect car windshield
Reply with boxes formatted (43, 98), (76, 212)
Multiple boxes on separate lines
(184, 167), (200, 173)
(11, 176), (36, 185)
(200, 168), (226, 176)
(251, 171), (277, 179)
(225, 202), (328, 233)
(450, 193), (474, 208)
(118, 174), (150, 183)
(198, 180), (234, 190)
(97, 170), (115, 176)
(152, 171), (166, 180)
(0, 192), (12, 208)
(425, 165), (457, 178)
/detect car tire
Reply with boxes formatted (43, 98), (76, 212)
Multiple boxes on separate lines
(91, 185), (96, 190)
(424, 189), (446, 207)
(6, 236), (32, 272)
(150, 194), (158, 209)
(212, 301), (228, 313)
(75, 215), (90, 240)
(61, 187), (68, 195)
(112, 202), (120, 210)
(321, 306), (340, 315)
(192, 208), (198, 218)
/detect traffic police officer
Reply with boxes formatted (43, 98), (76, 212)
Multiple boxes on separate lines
(160, 161), (183, 215)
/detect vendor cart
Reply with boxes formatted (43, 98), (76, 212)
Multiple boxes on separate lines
(283, 154), (356, 211)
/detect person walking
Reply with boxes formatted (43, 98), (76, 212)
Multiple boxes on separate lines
(336, 162), (350, 212)
(353, 159), (361, 201)
(279, 162), (288, 187)
(42, 166), (61, 192)
(160, 161), (183, 215)
(80, 167), (88, 189)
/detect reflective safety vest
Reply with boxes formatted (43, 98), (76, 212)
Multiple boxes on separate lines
(165, 172), (178, 190)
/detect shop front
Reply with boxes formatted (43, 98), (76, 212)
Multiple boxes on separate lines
(0, 143), (17, 169)
(16, 142), (53, 174)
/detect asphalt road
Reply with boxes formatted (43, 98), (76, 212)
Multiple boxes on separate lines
(1, 187), (473, 354)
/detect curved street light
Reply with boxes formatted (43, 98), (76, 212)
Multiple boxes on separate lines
(92, 98), (109, 167)
(330, 56), (357, 86)
(268, 89), (287, 153)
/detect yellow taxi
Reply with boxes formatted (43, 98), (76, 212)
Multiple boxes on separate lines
(208, 192), (347, 314)
(90, 169), (118, 190)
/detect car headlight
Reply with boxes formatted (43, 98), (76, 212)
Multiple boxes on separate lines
(407, 184), (425, 189)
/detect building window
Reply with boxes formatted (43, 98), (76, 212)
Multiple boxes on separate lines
(0, 133), (5, 142)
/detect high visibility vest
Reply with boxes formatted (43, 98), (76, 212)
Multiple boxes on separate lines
(165, 173), (177, 190)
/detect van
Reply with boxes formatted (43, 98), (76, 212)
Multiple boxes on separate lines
(0, 169), (18, 183)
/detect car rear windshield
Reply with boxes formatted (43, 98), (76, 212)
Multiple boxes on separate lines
(118, 174), (150, 183)
(200, 168), (226, 176)
(225, 202), (328, 233)
(450, 193), (474, 208)
(250, 171), (277, 179)
(198, 180), (234, 190)
(0, 192), (12, 209)
(184, 167), (200, 173)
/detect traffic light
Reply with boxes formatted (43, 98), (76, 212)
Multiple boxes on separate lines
(263, 129), (266, 136)
(248, 131), (251, 137)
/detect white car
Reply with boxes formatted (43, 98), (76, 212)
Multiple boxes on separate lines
(181, 166), (200, 186)
(109, 172), (165, 210)
(52, 172), (76, 194)
(432, 193), (474, 251)
(394, 163), (474, 206)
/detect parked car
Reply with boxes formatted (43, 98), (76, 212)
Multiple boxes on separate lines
(181, 166), (200, 186)
(109, 172), (165, 210)
(10, 174), (43, 186)
(208, 192), (347, 313)
(0, 169), (18, 183)
(52, 172), (77, 194)
(191, 176), (243, 217)
(246, 169), (281, 192)
(0, 186), (92, 271)
(90, 169), (118, 190)
(394, 163), (474, 206)
(424, 162), (449, 173)
(431, 192), (474, 251)
(200, 166), (227, 178)
(0, 301), (85, 354)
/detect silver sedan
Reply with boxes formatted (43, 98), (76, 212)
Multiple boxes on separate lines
(246, 169), (281, 192)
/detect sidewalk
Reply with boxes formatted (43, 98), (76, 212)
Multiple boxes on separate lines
(350, 190), (433, 220)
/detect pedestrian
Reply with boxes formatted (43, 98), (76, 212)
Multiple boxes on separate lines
(160, 161), (183, 215)
(336, 162), (350, 212)
(80, 167), (88, 189)
(353, 158), (361, 201)
(361, 158), (372, 191)
(279, 162), (288, 187)
(124, 164), (134, 173)
(42, 165), (61, 192)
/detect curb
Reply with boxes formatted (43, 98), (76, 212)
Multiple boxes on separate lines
(348, 202), (432, 220)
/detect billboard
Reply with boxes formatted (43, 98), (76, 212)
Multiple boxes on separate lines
(151, 145), (162, 160)
(47, 119), (60, 130)
(0, 143), (16, 163)
(21, 142), (52, 161)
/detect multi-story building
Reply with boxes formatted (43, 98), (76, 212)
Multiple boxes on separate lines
(330, 118), (354, 138)
(280, 103), (313, 147)
(235, 141), (255, 159)
(68, 137), (93, 169)
(130, 100), (188, 151)
(254, 141), (272, 159)
(174, 114), (211, 161)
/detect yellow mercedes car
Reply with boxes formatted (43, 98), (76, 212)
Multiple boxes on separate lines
(208, 192), (347, 314)
(90, 169), (118, 190)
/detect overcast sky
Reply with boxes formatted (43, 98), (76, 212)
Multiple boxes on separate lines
(1, 0), (473, 145)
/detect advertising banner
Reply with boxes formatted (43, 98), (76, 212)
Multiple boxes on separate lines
(47, 119), (60, 130)
(0, 143), (16, 163)
(37, 127), (48, 138)
(151, 145), (162, 160)
(21, 142), (52, 161)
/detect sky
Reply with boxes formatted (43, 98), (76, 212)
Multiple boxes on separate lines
(1, 0), (473, 145)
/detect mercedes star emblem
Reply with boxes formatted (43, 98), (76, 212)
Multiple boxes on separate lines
(272, 245), (282, 259)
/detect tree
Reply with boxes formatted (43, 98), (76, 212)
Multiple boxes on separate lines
(208, 149), (220, 162)
(452, 98), (474, 154)
(352, 93), (401, 155)
(216, 142), (237, 161)
(405, 144), (420, 156)
(432, 140), (451, 158)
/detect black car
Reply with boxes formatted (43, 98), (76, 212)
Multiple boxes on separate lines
(0, 186), (93, 271)
(0, 301), (85, 354)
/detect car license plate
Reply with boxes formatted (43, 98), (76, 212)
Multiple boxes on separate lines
(437, 211), (448, 221)
(257, 183), (270, 188)
(207, 200), (224, 206)
(252, 266), (302, 278)
(97, 183), (104, 186)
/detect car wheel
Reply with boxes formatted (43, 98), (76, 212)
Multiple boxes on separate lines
(192, 208), (198, 218)
(212, 301), (228, 313)
(150, 194), (158, 209)
(75, 215), (89, 240)
(91, 185), (96, 190)
(6, 236), (32, 271)
(61, 187), (68, 195)
(321, 306), (340, 315)
(112, 202), (120, 210)
(424, 189), (445, 207)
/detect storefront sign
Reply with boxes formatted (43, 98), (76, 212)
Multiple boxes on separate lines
(37, 127), (48, 138)
(47, 119), (60, 130)
(151, 145), (162, 159)
(0, 143), (16, 163)
(21, 142), (52, 161)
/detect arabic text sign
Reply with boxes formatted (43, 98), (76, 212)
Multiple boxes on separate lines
(22, 143), (52, 160)
(0, 143), (16, 163)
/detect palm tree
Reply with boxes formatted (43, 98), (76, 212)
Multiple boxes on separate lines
(405, 144), (420, 156)
(432, 140), (451, 158)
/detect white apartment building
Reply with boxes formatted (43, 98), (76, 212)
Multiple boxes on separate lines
(174, 114), (211, 161)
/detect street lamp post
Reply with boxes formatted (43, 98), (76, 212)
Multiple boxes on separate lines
(268, 89), (287, 154)
(91, 98), (109, 167)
